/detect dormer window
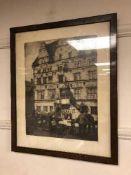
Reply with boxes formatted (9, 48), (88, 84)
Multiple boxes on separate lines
(37, 78), (41, 85)
(48, 76), (53, 81)
(58, 66), (63, 72)
(39, 59), (43, 64)
(59, 53), (62, 60)
(74, 72), (81, 81)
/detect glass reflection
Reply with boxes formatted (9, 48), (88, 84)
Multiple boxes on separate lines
(67, 36), (110, 50)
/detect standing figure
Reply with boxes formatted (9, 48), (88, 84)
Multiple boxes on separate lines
(77, 113), (87, 138)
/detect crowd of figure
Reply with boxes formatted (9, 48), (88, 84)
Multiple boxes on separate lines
(26, 104), (97, 140)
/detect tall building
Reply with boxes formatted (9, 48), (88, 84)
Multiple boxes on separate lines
(32, 38), (97, 121)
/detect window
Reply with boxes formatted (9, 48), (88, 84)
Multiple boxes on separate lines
(43, 77), (47, 84)
(37, 91), (44, 100)
(93, 70), (96, 79)
(91, 106), (97, 115)
(58, 66), (63, 72)
(38, 69), (41, 74)
(48, 76), (53, 81)
(86, 87), (97, 99)
(37, 78), (41, 85)
(48, 89), (55, 99)
(88, 59), (93, 66)
(41, 91), (44, 99)
(91, 57), (96, 65)
(37, 91), (41, 100)
(88, 71), (93, 80)
(36, 106), (41, 112)
(88, 70), (97, 80)
(74, 88), (81, 99)
(50, 106), (54, 112)
(59, 53), (62, 60)
(43, 106), (48, 112)
(60, 88), (69, 99)
(63, 63), (68, 72)
(48, 67), (52, 71)
(77, 61), (81, 67)
(74, 72), (81, 81)
(39, 59), (43, 64)
(58, 74), (64, 83)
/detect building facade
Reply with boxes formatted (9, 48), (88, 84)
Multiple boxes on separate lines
(32, 38), (97, 120)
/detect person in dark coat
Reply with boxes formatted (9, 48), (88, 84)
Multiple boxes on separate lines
(77, 113), (87, 137)
(77, 103), (95, 138)
(76, 103), (88, 138)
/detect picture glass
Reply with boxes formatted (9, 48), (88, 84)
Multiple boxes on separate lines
(16, 22), (110, 157)
(11, 14), (117, 164)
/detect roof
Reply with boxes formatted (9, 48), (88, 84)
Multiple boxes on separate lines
(32, 40), (58, 68)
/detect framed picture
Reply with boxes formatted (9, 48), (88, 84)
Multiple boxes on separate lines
(10, 13), (118, 164)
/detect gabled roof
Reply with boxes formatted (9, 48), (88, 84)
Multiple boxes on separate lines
(32, 56), (39, 68)
(32, 40), (59, 68)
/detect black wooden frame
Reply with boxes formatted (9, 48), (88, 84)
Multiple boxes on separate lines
(10, 13), (118, 164)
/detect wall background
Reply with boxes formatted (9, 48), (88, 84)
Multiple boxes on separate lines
(0, 0), (131, 174)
